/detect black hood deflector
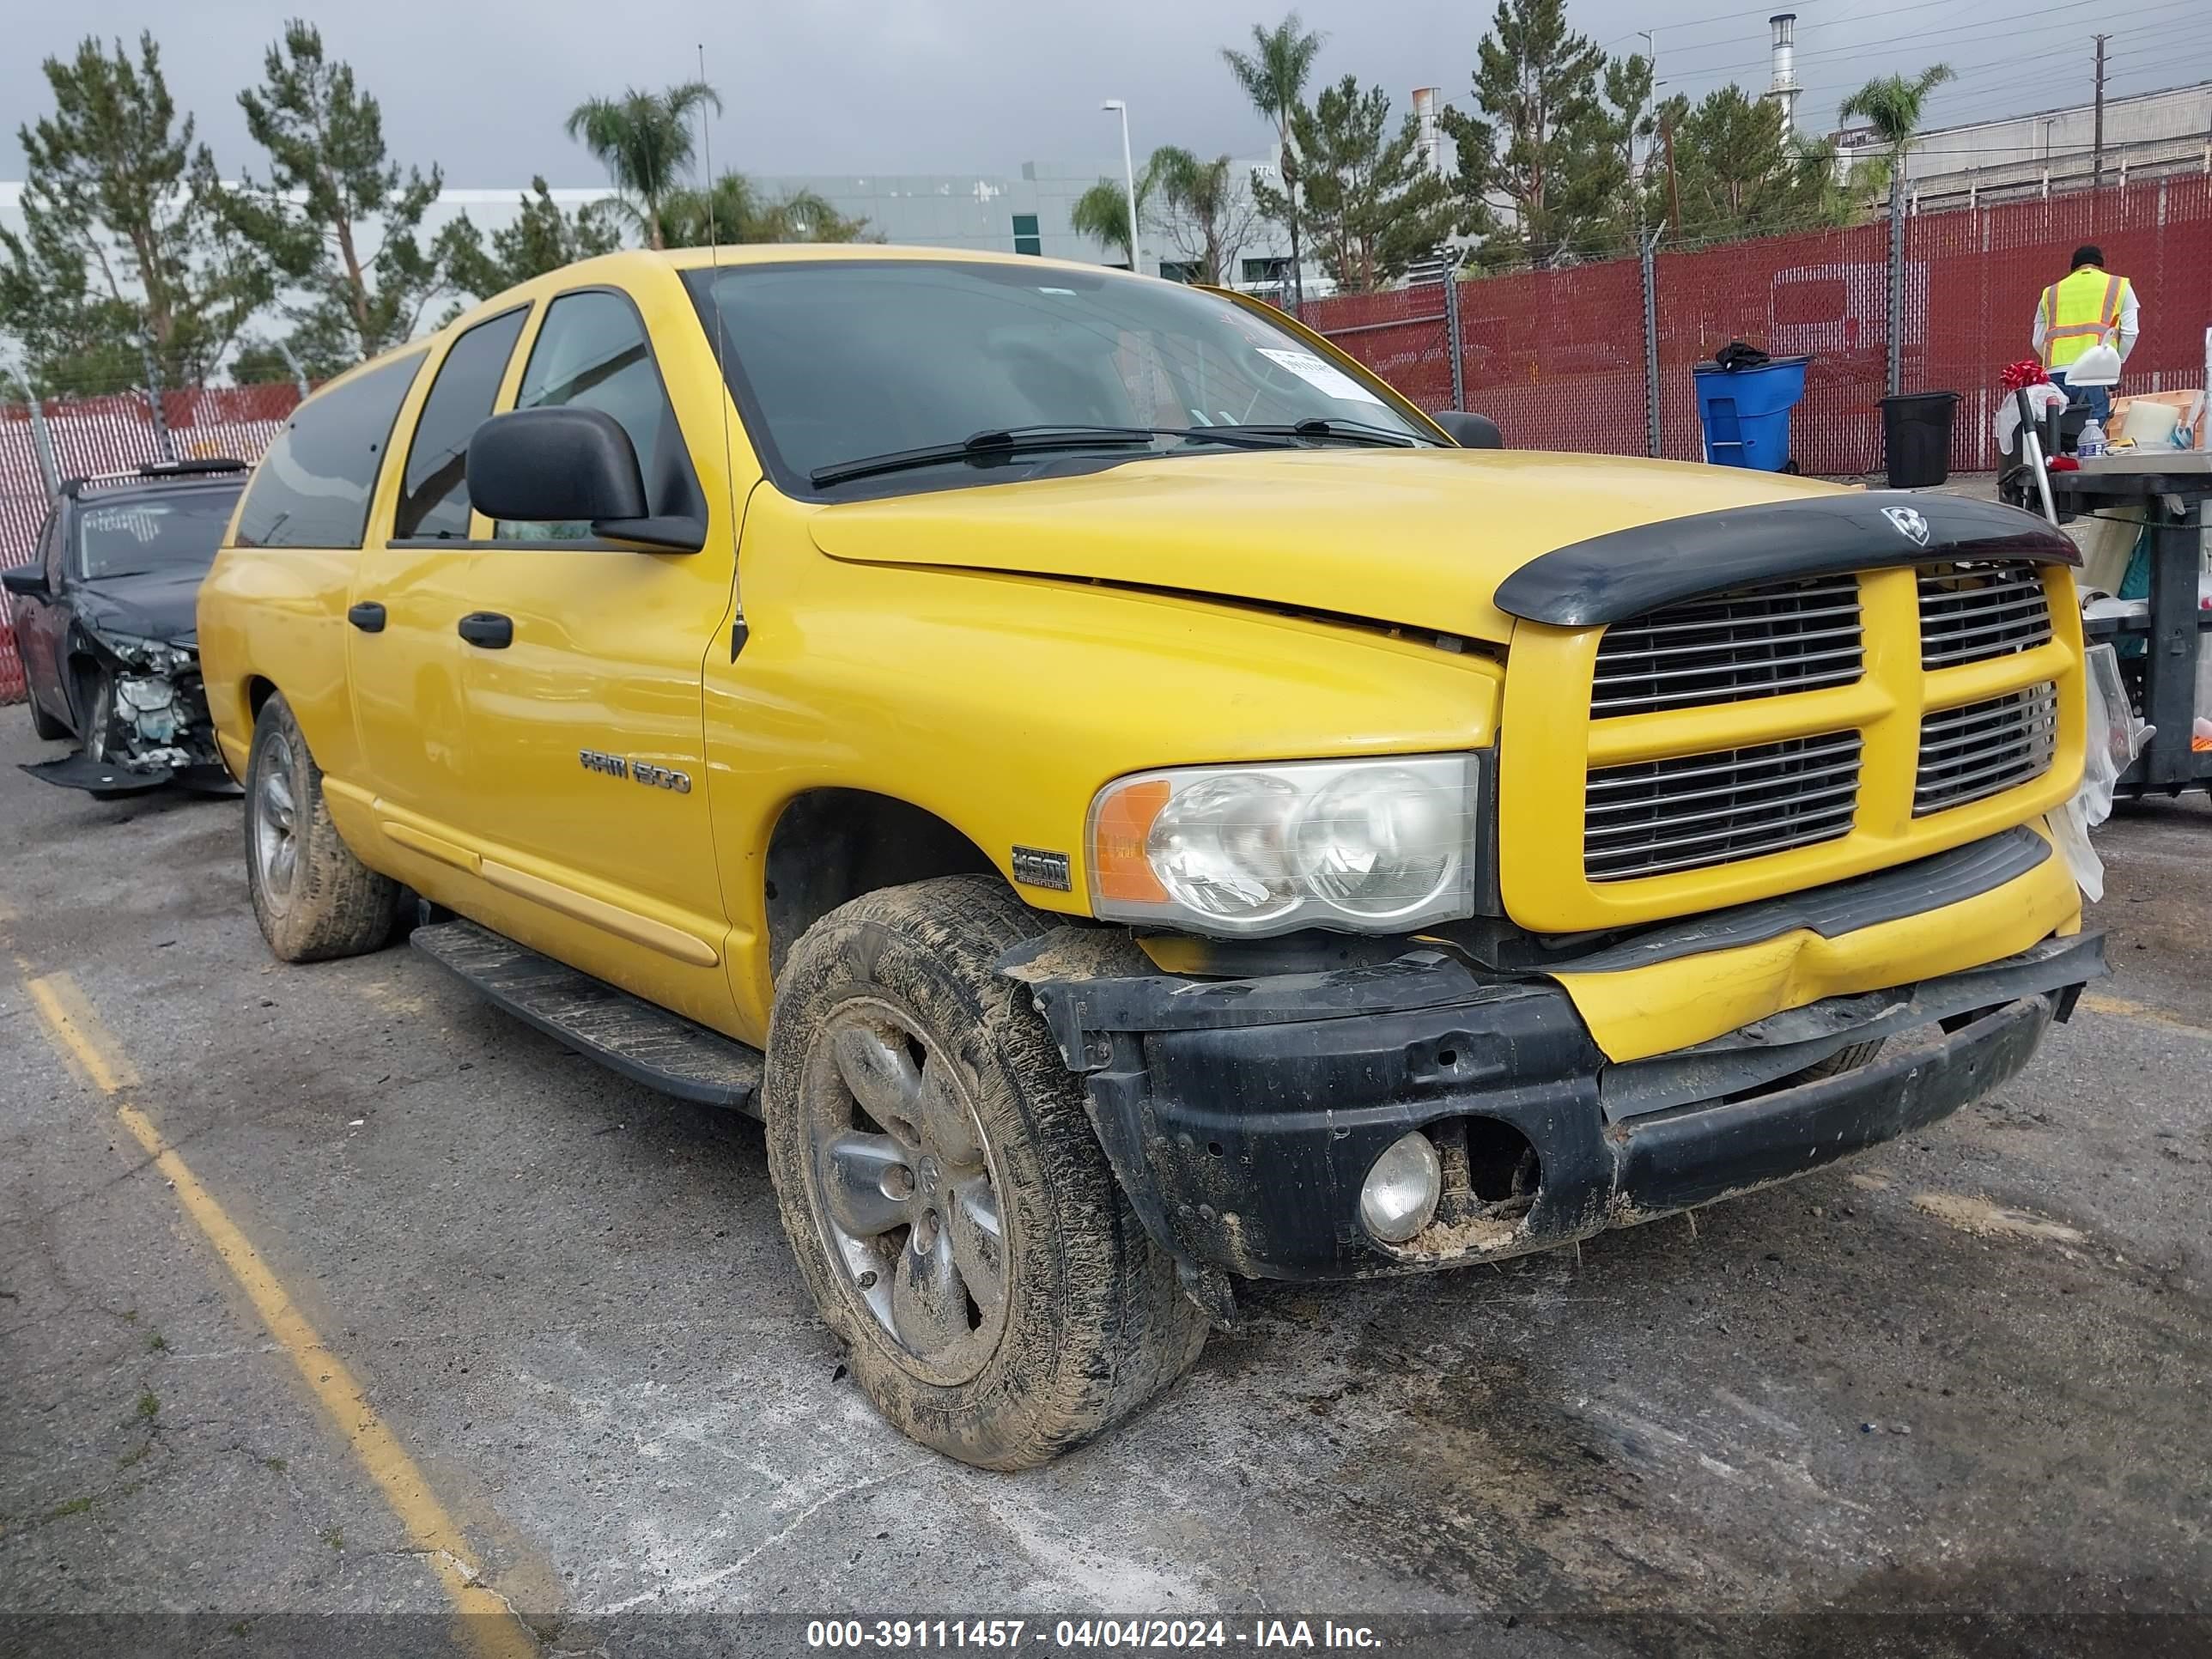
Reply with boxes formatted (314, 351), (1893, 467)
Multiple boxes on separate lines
(1493, 492), (2079, 629)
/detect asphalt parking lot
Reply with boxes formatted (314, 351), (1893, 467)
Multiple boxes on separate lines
(2, 713), (2208, 1658)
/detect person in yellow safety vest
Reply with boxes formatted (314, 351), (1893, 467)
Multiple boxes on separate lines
(2033, 244), (2139, 427)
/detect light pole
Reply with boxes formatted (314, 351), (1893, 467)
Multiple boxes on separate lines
(1102, 99), (1139, 274)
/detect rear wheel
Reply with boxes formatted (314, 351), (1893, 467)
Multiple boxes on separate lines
(245, 692), (398, 962)
(763, 875), (1207, 1469)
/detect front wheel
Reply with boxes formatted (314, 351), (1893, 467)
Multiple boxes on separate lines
(244, 692), (398, 962)
(763, 876), (1206, 1469)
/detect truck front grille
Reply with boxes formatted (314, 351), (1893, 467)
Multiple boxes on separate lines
(1584, 732), (1863, 882)
(1914, 683), (2059, 815)
(1918, 562), (2052, 668)
(1590, 574), (1863, 719)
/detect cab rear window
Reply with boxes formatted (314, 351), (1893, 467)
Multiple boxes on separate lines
(233, 351), (424, 549)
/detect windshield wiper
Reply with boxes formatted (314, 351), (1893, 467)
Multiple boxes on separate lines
(808, 423), (1298, 489)
(1208, 417), (1427, 448)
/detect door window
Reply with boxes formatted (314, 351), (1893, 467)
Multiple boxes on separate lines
(496, 289), (702, 541)
(395, 306), (530, 539)
(233, 351), (425, 549)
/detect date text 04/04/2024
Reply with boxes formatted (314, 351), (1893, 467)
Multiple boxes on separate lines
(804, 1621), (1383, 1650)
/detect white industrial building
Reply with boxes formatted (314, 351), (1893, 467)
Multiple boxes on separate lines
(1838, 80), (2212, 210)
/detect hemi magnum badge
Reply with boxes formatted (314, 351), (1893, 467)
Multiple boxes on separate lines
(1011, 846), (1073, 891)
(580, 750), (694, 794)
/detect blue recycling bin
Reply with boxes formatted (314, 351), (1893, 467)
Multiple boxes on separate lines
(1692, 355), (1810, 470)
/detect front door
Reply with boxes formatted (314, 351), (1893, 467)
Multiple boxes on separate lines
(448, 284), (741, 1032)
(349, 304), (532, 836)
(17, 509), (70, 728)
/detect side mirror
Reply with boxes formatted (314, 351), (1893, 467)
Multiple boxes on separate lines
(1433, 410), (1504, 450)
(1, 564), (50, 600)
(465, 407), (702, 551)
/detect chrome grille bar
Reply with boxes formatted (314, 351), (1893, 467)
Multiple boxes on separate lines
(1913, 684), (2058, 814)
(1585, 732), (1863, 881)
(1591, 575), (1863, 720)
(1919, 564), (2052, 669)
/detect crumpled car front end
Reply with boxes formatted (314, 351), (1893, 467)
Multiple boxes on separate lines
(23, 630), (233, 797)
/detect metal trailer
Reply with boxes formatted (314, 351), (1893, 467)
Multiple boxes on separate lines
(2051, 452), (2212, 799)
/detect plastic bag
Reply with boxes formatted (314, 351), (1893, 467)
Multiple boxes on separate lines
(2050, 794), (2104, 903)
(2059, 646), (2152, 902)
(2079, 642), (2148, 827)
(1995, 382), (2067, 453)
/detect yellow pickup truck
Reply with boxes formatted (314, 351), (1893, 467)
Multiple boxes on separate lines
(199, 246), (2103, 1468)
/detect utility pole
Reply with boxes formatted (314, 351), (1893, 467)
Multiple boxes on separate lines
(1886, 165), (1905, 398)
(2091, 34), (2109, 191)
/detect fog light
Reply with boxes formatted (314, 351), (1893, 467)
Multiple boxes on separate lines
(1358, 1131), (1442, 1243)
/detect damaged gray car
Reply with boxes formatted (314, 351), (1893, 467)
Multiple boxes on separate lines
(3, 459), (246, 797)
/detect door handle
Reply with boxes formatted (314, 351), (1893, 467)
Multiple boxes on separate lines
(458, 611), (514, 649)
(348, 601), (386, 633)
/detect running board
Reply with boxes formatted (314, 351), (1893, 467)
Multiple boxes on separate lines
(410, 919), (763, 1114)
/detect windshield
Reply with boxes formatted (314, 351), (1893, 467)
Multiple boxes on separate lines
(74, 489), (240, 581)
(685, 260), (1435, 493)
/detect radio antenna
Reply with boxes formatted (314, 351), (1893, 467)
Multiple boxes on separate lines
(697, 42), (746, 657)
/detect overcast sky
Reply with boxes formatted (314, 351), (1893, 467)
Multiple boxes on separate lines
(3, 0), (2200, 187)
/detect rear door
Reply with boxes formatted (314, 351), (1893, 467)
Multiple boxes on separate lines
(445, 282), (742, 1031)
(216, 349), (425, 793)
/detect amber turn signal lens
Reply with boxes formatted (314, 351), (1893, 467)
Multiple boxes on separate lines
(1091, 778), (1171, 902)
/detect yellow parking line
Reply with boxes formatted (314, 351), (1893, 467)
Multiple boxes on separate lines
(21, 967), (537, 1659)
(2079, 991), (2212, 1041)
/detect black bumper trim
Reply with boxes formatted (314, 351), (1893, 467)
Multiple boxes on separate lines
(1012, 929), (2105, 1283)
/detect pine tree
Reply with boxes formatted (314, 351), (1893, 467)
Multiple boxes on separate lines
(224, 19), (477, 377)
(1443, 0), (1611, 268)
(1259, 78), (1455, 293)
(1660, 87), (1851, 244)
(450, 178), (624, 295)
(0, 33), (270, 394)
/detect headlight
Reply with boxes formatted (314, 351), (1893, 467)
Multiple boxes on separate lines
(1087, 754), (1479, 936)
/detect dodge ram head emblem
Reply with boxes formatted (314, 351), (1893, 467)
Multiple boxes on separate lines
(1881, 506), (1932, 548)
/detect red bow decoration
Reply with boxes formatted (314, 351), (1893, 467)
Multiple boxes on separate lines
(2000, 359), (2050, 392)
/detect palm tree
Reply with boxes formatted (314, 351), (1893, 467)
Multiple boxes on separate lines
(1221, 13), (1325, 309)
(563, 81), (722, 250)
(1070, 154), (1168, 267)
(1838, 64), (1954, 198)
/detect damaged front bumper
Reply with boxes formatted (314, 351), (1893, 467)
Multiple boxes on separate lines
(21, 634), (231, 796)
(1005, 865), (2105, 1296)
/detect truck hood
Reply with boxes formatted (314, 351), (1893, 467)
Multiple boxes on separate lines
(807, 447), (1844, 642)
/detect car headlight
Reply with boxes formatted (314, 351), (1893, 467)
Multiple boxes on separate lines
(1087, 754), (1479, 936)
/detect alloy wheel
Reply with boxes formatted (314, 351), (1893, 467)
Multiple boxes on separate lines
(801, 999), (1010, 1386)
(252, 732), (301, 918)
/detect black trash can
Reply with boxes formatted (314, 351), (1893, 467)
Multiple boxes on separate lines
(1882, 391), (1960, 488)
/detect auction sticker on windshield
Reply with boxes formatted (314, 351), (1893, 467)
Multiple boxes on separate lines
(1255, 348), (1386, 406)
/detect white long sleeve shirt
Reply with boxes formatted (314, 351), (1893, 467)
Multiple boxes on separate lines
(2032, 276), (2141, 362)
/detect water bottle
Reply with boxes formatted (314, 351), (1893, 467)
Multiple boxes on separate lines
(2078, 418), (2106, 459)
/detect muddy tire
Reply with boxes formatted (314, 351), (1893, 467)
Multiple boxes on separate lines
(763, 875), (1207, 1470)
(244, 692), (398, 963)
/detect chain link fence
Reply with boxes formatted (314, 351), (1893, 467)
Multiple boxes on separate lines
(0, 379), (303, 700)
(1306, 171), (2212, 479)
